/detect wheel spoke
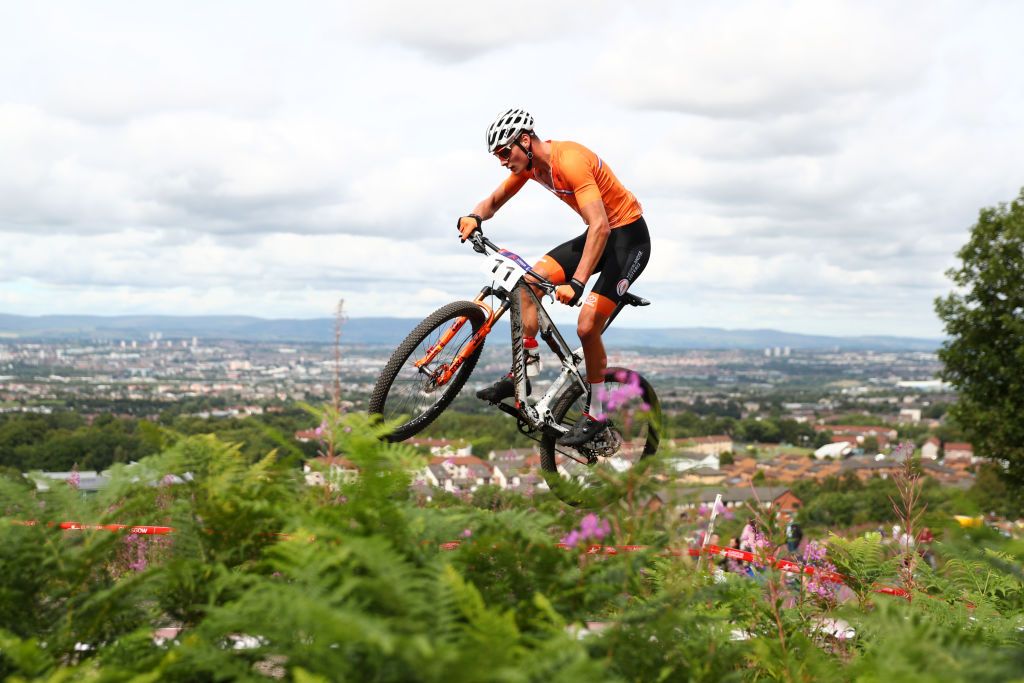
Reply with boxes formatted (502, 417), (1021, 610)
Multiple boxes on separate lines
(370, 303), (485, 439)
(540, 367), (660, 506)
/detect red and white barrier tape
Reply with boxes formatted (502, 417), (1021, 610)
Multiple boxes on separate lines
(12, 520), (173, 535)
(441, 540), (911, 599)
(7, 520), (915, 600)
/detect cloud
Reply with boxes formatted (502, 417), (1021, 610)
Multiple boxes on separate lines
(595, 1), (935, 119)
(345, 1), (597, 62)
(1, 1), (1022, 339)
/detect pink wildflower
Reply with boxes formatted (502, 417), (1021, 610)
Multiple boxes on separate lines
(802, 540), (838, 601)
(561, 513), (611, 547)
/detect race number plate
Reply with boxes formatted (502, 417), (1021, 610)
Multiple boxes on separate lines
(481, 248), (533, 289)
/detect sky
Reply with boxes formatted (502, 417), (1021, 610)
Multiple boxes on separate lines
(1, 1), (1022, 338)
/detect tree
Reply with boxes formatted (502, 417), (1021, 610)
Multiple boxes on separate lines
(935, 188), (1024, 488)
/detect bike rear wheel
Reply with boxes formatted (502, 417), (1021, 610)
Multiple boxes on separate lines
(539, 367), (661, 507)
(369, 301), (486, 442)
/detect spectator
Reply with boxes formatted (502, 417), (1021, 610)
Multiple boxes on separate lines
(740, 518), (760, 554)
(785, 518), (803, 555)
(916, 526), (936, 569)
(724, 537), (746, 574)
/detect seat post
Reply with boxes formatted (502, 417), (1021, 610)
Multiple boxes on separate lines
(601, 293), (650, 333)
(602, 300), (629, 333)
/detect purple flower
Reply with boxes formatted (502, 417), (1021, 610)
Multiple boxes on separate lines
(124, 533), (148, 572)
(561, 513), (611, 547)
(580, 513), (610, 539)
(802, 540), (838, 601)
(67, 464), (80, 490)
(593, 374), (647, 422)
(461, 528), (472, 538)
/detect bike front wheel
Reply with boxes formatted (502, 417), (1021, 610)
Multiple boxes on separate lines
(539, 367), (662, 507)
(369, 301), (487, 442)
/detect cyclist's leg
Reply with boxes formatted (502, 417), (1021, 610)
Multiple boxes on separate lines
(579, 216), (651, 382)
(521, 256), (565, 338)
(477, 235), (583, 403)
(560, 218), (650, 442)
(523, 232), (587, 336)
(577, 295), (616, 383)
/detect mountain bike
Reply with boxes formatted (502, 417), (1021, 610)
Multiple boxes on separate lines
(368, 231), (661, 506)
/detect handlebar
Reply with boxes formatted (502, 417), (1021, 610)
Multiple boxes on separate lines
(467, 230), (558, 294)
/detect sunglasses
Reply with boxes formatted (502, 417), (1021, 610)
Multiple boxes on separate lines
(494, 144), (514, 161)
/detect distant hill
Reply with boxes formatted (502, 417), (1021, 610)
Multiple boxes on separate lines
(0, 313), (941, 351)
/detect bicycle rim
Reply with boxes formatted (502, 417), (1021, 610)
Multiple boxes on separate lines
(540, 367), (661, 507)
(370, 302), (485, 440)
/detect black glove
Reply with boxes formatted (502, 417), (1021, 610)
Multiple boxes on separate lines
(457, 214), (482, 242)
(567, 278), (586, 306)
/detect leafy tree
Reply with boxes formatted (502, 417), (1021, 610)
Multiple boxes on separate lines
(813, 430), (834, 449)
(969, 462), (1024, 518)
(935, 188), (1024, 488)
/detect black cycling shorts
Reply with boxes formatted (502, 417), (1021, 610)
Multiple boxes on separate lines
(545, 216), (650, 305)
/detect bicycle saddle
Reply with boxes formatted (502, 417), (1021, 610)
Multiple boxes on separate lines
(622, 293), (650, 307)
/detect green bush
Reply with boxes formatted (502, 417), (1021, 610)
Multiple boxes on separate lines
(1, 410), (1022, 681)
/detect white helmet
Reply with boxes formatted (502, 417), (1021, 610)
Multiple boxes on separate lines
(486, 108), (534, 153)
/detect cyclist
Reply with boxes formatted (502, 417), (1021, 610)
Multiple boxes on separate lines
(457, 108), (651, 447)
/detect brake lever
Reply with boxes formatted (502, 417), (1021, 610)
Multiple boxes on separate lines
(469, 231), (487, 254)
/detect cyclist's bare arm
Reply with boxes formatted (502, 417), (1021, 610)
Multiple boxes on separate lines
(573, 200), (611, 282)
(459, 175), (527, 239)
(553, 199), (611, 305)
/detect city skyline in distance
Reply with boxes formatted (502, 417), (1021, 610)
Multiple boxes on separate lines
(0, 312), (941, 352)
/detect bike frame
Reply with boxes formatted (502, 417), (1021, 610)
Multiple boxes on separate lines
(413, 234), (640, 438)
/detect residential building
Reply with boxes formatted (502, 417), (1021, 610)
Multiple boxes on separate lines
(677, 467), (728, 485)
(944, 442), (973, 463)
(678, 486), (803, 516)
(304, 456), (358, 488)
(407, 438), (473, 457)
(679, 435), (734, 456)
(668, 452), (721, 472)
(31, 470), (111, 493)
(814, 441), (853, 460)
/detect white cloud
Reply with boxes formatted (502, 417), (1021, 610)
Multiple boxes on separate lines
(596, 1), (935, 118)
(1, 0), (1022, 339)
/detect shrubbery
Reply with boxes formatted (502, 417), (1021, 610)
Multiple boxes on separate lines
(1, 411), (1022, 681)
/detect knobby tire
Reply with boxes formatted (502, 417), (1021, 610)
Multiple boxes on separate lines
(369, 301), (486, 442)
(539, 367), (661, 506)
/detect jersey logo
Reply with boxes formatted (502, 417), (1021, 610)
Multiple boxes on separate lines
(616, 278), (630, 296)
(584, 293), (598, 307)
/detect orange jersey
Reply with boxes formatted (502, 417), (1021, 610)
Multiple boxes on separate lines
(501, 140), (642, 228)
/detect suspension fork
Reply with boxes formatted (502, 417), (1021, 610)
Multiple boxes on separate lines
(419, 290), (508, 386)
(414, 290), (494, 369)
(434, 298), (509, 386)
